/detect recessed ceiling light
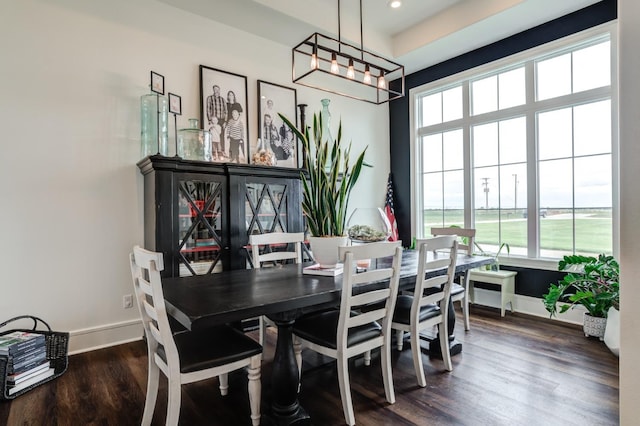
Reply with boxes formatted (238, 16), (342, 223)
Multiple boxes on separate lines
(388, 0), (402, 8)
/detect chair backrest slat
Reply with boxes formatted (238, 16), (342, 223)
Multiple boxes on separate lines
(350, 268), (393, 286)
(143, 299), (159, 322)
(351, 288), (390, 307)
(255, 251), (299, 263)
(347, 309), (387, 329)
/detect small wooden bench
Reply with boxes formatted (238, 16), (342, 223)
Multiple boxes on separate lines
(468, 269), (517, 317)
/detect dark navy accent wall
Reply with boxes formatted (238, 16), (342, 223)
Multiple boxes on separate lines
(388, 0), (616, 298)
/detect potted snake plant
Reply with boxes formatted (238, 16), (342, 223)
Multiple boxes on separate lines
(279, 111), (366, 268)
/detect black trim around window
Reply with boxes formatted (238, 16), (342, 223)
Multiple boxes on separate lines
(388, 0), (617, 246)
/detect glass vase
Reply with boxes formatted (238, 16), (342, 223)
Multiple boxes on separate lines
(320, 98), (333, 143)
(178, 118), (213, 161)
(140, 93), (169, 157)
(252, 138), (277, 166)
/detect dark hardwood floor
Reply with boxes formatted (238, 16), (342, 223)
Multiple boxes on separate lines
(0, 306), (619, 425)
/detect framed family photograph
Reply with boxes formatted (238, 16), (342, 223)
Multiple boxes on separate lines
(200, 65), (249, 164)
(257, 80), (299, 168)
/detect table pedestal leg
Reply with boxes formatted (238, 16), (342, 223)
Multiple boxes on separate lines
(419, 298), (462, 357)
(264, 317), (310, 426)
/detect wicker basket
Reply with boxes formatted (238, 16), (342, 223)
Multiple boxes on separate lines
(0, 315), (69, 400)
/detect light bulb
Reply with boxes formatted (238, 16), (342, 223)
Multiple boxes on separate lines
(388, 0), (402, 8)
(363, 64), (371, 85)
(346, 58), (355, 79)
(310, 52), (318, 69)
(378, 75), (386, 89)
(330, 52), (339, 74)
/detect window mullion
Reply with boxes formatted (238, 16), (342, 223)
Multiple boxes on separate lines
(463, 80), (472, 228)
(525, 60), (538, 258)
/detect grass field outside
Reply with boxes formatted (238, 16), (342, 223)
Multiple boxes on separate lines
(424, 208), (612, 257)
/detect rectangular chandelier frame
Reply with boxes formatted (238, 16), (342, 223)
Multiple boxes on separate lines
(292, 32), (405, 105)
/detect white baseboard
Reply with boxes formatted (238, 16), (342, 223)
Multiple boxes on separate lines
(67, 319), (144, 355)
(471, 288), (586, 325)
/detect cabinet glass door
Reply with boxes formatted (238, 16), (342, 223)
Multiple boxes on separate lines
(177, 179), (223, 276)
(245, 183), (288, 235)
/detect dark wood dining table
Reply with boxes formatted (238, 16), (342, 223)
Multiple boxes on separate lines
(163, 250), (493, 425)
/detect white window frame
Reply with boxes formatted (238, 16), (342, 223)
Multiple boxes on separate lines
(409, 22), (618, 270)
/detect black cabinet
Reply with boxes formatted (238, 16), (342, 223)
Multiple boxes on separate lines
(138, 155), (305, 277)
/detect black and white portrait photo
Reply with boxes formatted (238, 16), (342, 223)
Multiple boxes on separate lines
(257, 80), (298, 168)
(200, 65), (249, 164)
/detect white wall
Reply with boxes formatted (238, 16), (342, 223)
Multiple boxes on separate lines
(0, 0), (390, 353)
(618, 0), (640, 423)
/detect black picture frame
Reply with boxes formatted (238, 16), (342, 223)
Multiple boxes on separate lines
(257, 80), (299, 168)
(200, 65), (249, 164)
(168, 93), (182, 115)
(150, 71), (164, 95)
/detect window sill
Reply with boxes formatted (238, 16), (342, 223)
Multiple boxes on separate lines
(497, 256), (558, 271)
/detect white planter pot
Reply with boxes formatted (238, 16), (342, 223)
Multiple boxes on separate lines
(309, 236), (349, 268)
(604, 307), (620, 356)
(583, 313), (607, 340)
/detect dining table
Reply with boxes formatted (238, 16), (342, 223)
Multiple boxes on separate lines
(163, 249), (493, 425)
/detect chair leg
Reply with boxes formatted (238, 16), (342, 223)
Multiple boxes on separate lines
(259, 316), (265, 346)
(410, 324), (427, 387)
(166, 373), (182, 426)
(462, 298), (470, 331)
(364, 350), (371, 366)
(248, 355), (262, 426)
(219, 373), (229, 396)
(462, 274), (471, 331)
(381, 338), (396, 404)
(438, 321), (452, 371)
(142, 359), (159, 426)
(395, 329), (404, 351)
(337, 357), (356, 426)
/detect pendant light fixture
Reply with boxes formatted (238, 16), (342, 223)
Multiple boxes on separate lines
(292, 0), (404, 105)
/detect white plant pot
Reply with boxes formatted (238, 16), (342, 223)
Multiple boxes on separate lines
(583, 312), (607, 340)
(604, 307), (620, 356)
(309, 236), (349, 268)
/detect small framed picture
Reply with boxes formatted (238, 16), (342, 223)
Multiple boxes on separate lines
(257, 80), (299, 168)
(151, 71), (165, 95)
(168, 93), (182, 115)
(200, 65), (249, 164)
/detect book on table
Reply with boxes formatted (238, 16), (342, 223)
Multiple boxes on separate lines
(303, 263), (344, 276)
(0, 331), (46, 356)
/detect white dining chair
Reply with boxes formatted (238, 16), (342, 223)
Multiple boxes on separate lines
(248, 232), (305, 345)
(130, 246), (262, 426)
(391, 235), (457, 387)
(430, 227), (476, 330)
(292, 241), (403, 426)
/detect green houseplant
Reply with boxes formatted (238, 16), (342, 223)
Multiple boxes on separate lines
(279, 111), (367, 267)
(542, 254), (619, 339)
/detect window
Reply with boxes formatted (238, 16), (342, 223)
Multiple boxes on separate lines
(413, 28), (616, 261)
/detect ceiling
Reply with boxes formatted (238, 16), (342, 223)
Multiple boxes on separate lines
(157, 0), (601, 74)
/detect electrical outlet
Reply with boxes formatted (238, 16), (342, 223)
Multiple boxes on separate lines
(123, 294), (133, 309)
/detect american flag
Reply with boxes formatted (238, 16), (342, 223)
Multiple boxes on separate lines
(385, 173), (399, 241)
